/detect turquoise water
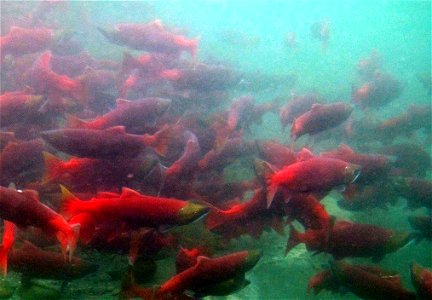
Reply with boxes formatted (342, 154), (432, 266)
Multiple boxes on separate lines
(0, 1), (431, 299)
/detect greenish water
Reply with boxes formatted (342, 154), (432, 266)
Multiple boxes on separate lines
(0, 1), (431, 299)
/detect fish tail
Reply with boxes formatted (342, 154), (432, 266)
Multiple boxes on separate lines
(59, 185), (83, 219)
(56, 222), (80, 262)
(285, 224), (302, 256)
(0, 221), (16, 278)
(120, 271), (159, 300)
(205, 208), (229, 230)
(142, 125), (172, 157)
(66, 114), (89, 128)
(42, 151), (64, 183)
(69, 213), (95, 245)
(0, 245), (7, 278)
(253, 159), (277, 208)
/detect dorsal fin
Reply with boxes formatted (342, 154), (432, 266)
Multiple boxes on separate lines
(105, 126), (126, 134)
(338, 144), (354, 154)
(121, 187), (141, 198)
(116, 98), (132, 106)
(296, 148), (315, 162)
(310, 103), (323, 112)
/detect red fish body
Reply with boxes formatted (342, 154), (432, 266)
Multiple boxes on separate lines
(227, 96), (254, 131)
(30, 51), (87, 104)
(263, 156), (361, 207)
(158, 250), (261, 296)
(0, 138), (45, 186)
(69, 97), (171, 130)
(8, 241), (98, 280)
(0, 26), (54, 57)
(410, 263), (432, 300)
(41, 125), (170, 159)
(287, 220), (412, 261)
(61, 187), (208, 229)
(290, 102), (353, 141)
(198, 138), (256, 172)
(396, 177), (432, 209)
(42, 152), (154, 192)
(98, 20), (198, 57)
(0, 186), (79, 260)
(352, 72), (402, 110)
(330, 260), (416, 300)
(165, 131), (201, 180)
(321, 144), (392, 184)
(0, 89), (44, 127)
(279, 93), (321, 131)
(257, 140), (297, 169)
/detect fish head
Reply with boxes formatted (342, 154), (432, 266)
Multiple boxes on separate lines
(239, 249), (262, 273)
(155, 98), (172, 115)
(384, 231), (413, 253)
(177, 201), (209, 225)
(344, 163), (361, 183)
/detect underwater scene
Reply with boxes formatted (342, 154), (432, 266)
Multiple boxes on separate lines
(0, 0), (431, 299)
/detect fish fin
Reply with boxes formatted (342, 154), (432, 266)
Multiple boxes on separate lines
(116, 98), (132, 106)
(120, 187), (141, 198)
(57, 223), (80, 262)
(311, 103), (323, 111)
(69, 213), (95, 245)
(0, 221), (17, 278)
(285, 224), (302, 256)
(42, 151), (64, 184)
(120, 271), (159, 300)
(59, 185), (82, 219)
(296, 147), (315, 162)
(253, 159), (278, 208)
(66, 114), (89, 128)
(205, 208), (228, 230)
(142, 125), (172, 157)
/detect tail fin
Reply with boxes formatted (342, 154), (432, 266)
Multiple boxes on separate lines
(56, 222), (80, 262)
(142, 125), (172, 157)
(66, 114), (89, 128)
(174, 35), (199, 57)
(69, 213), (95, 245)
(0, 221), (17, 277)
(42, 151), (65, 184)
(120, 271), (158, 300)
(59, 185), (82, 219)
(285, 224), (303, 256)
(253, 159), (278, 208)
(205, 208), (229, 230)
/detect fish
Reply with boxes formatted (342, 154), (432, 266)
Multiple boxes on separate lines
(328, 260), (416, 299)
(0, 88), (44, 127)
(7, 240), (98, 281)
(287, 220), (413, 261)
(320, 144), (392, 184)
(408, 215), (432, 241)
(410, 263), (432, 300)
(0, 221), (17, 276)
(256, 157), (361, 207)
(0, 186), (80, 261)
(41, 125), (171, 159)
(60, 186), (209, 232)
(279, 93), (321, 131)
(0, 26), (54, 58)
(67, 97), (171, 130)
(290, 102), (353, 142)
(121, 249), (262, 299)
(98, 20), (198, 57)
